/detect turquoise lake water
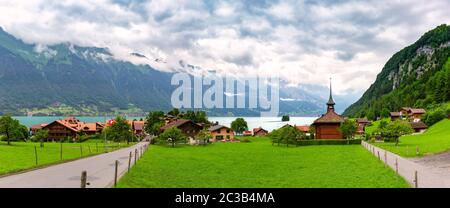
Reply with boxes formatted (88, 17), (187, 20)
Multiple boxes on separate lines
(14, 116), (317, 132)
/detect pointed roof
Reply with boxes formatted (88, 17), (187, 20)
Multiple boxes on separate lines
(313, 110), (345, 124)
(327, 78), (335, 106)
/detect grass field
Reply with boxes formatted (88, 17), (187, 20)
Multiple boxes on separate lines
(365, 118), (390, 135)
(117, 137), (408, 188)
(373, 119), (450, 157)
(0, 141), (133, 175)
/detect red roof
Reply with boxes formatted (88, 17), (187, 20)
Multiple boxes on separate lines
(410, 121), (428, 129)
(295, 125), (310, 132)
(243, 130), (253, 136)
(253, 127), (268, 134)
(313, 110), (344, 124)
(410, 108), (426, 114)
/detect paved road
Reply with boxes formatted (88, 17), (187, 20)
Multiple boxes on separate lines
(362, 141), (450, 188)
(0, 142), (149, 188)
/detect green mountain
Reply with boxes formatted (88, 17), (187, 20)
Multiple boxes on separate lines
(343, 24), (450, 119)
(0, 27), (174, 116)
(0, 27), (331, 116)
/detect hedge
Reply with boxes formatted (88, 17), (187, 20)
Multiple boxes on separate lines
(296, 139), (362, 146)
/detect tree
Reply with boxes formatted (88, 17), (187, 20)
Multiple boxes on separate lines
(231, 118), (248, 135)
(104, 116), (133, 144)
(269, 125), (305, 147)
(0, 115), (24, 145)
(145, 111), (165, 136)
(381, 108), (390, 118)
(339, 119), (358, 139)
(195, 129), (212, 145)
(281, 115), (290, 122)
(33, 129), (49, 147)
(168, 108), (180, 117)
(158, 126), (185, 147)
(381, 120), (414, 146)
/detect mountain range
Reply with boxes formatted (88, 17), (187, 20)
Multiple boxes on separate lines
(343, 24), (450, 118)
(0, 27), (353, 117)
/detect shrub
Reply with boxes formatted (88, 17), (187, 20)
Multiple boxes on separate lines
(297, 139), (362, 146)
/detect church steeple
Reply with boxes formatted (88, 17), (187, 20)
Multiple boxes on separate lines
(327, 78), (335, 111)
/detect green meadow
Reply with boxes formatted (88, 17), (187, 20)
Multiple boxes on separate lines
(118, 137), (408, 188)
(373, 119), (450, 157)
(0, 141), (133, 175)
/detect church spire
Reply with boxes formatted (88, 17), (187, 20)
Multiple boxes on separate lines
(327, 77), (335, 111)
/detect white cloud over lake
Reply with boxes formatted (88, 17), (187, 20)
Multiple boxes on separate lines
(0, 0), (449, 95)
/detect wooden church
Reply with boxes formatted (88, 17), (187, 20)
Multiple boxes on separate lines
(313, 80), (345, 139)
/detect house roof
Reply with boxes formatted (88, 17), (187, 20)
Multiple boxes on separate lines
(44, 120), (79, 132)
(208, 125), (231, 132)
(160, 119), (201, 131)
(253, 127), (268, 134)
(410, 121), (428, 129)
(356, 118), (370, 123)
(243, 130), (253, 135)
(133, 121), (145, 131)
(410, 108), (426, 114)
(390, 112), (401, 117)
(295, 125), (310, 132)
(31, 123), (47, 130)
(313, 110), (345, 124)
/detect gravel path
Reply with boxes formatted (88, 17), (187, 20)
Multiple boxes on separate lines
(362, 141), (450, 188)
(0, 141), (149, 188)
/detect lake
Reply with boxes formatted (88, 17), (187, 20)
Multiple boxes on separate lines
(14, 116), (317, 132)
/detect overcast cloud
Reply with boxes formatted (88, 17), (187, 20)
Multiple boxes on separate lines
(0, 0), (449, 95)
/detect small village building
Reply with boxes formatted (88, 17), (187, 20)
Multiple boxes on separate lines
(208, 125), (235, 141)
(160, 119), (202, 138)
(312, 81), (345, 139)
(30, 123), (47, 134)
(390, 112), (401, 121)
(295, 125), (310, 134)
(410, 121), (428, 133)
(43, 120), (79, 141)
(356, 118), (370, 134)
(253, 127), (268, 137)
(243, 130), (253, 136)
(409, 108), (426, 122)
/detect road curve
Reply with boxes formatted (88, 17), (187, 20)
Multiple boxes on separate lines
(0, 141), (149, 188)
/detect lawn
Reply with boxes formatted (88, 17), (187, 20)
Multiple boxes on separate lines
(0, 141), (134, 175)
(365, 118), (390, 135)
(117, 137), (408, 188)
(373, 119), (450, 157)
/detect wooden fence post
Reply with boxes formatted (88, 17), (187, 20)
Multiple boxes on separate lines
(414, 171), (418, 188)
(80, 171), (87, 188)
(96, 143), (98, 152)
(114, 160), (119, 187)
(80, 145), (83, 157)
(384, 150), (387, 165)
(128, 151), (132, 172)
(60, 142), (63, 160)
(377, 151), (380, 160)
(88, 145), (91, 154)
(135, 149), (138, 164)
(34, 145), (38, 166)
(416, 146), (420, 156)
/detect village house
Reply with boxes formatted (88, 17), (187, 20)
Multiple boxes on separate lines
(243, 130), (253, 136)
(390, 112), (401, 121)
(312, 81), (345, 139)
(391, 107), (426, 122)
(127, 119), (145, 137)
(295, 125), (310, 134)
(208, 125), (235, 141)
(160, 119), (202, 138)
(253, 127), (268, 137)
(410, 121), (428, 133)
(356, 118), (370, 134)
(37, 117), (105, 141)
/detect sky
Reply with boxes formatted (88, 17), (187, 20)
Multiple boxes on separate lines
(0, 0), (449, 96)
